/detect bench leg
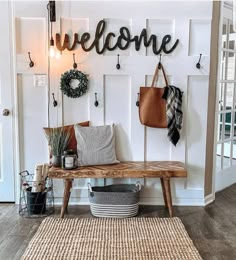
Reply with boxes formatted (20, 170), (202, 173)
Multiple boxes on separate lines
(161, 177), (173, 218)
(60, 179), (73, 218)
(160, 178), (168, 208)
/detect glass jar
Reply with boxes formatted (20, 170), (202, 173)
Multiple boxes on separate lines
(61, 150), (78, 169)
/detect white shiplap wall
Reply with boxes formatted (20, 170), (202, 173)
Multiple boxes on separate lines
(15, 1), (212, 205)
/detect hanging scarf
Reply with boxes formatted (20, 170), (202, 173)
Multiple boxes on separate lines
(162, 85), (183, 146)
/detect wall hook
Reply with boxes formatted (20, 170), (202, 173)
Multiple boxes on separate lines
(158, 53), (162, 69)
(116, 54), (120, 70)
(94, 93), (99, 107)
(52, 93), (57, 107)
(136, 93), (140, 107)
(196, 54), (202, 69)
(28, 52), (34, 68)
(73, 53), (77, 69)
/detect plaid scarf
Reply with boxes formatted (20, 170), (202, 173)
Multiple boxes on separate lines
(162, 85), (183, 146)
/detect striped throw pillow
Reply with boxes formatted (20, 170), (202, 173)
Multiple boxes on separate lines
(74, 125), (119, 166)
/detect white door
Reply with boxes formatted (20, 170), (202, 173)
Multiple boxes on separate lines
(215, 2), (236, 191)
(0, 2), (15, 202)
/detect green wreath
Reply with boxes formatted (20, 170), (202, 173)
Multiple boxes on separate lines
(60, 69), (88, 98)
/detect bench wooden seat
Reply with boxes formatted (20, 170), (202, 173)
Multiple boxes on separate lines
(48, 161), (187, 218)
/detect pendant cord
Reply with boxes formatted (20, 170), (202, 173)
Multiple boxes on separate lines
(47, 3), (51, 128)
(50, 21), (53, 41)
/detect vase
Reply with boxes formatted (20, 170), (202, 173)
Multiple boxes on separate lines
(52, 155), (61, 167)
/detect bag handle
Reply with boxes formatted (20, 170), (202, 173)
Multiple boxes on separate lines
(151, 63), (168, 88)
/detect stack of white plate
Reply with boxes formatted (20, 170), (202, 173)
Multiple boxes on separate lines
(90, 203), (139, 218)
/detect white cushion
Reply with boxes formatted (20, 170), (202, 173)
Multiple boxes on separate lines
(74, 124), (119, 166)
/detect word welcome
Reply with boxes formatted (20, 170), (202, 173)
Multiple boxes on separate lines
(56, 20), (179, 55)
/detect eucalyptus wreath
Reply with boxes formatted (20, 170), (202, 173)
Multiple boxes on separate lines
(60, 69), (88, 98)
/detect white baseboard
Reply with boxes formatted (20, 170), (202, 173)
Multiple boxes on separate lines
(15, 195), (211, 207)
(53, 197), (205, 206)
(141, 198), (205, 206)
(53, 186), (205, 206)
(204, 193), (215, 205)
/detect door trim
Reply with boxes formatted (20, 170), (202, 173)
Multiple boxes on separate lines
(9, 1), (20, 204)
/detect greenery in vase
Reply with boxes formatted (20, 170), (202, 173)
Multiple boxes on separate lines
(45, 128), (71, 156)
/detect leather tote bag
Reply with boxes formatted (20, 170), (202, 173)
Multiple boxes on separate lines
(139, 64), (168, 128)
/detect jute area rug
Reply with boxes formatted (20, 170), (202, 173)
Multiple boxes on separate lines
(21, 217), (202, 260)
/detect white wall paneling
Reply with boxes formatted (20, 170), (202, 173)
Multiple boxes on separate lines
(189, 19), (211, 56)
(186, 76), (209, 189)
(104, 75), (132, 161)
(129, 72), (145, 161)
(104, 75), (132, 185)
(48, 69), (63, 127)
(15, 4), (49, 178)
(14, 1), (213, 205)
(188, 19), (211, 75)
(63, 87), (90, 126)
(0, 74), (1, 104)
(15, 17), (47, 74)
(15, 18), (46, 54)
(17, 74), (48, 174)
(0, 125), (2, 180)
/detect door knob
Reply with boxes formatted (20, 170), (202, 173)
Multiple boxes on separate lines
(2, 109), (10, 116)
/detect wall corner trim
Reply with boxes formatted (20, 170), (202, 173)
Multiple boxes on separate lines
(204, 193), (215, 206)
(204, 0), (221, 197)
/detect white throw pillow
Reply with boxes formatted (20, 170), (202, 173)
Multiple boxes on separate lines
(74, 124), (120, 166)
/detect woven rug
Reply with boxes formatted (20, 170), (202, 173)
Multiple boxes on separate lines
(21, 217), (202, 260)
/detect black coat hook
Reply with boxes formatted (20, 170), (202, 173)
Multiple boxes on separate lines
(52, 93), (57, 107)
(73, 53), (77, 69)
(158, 54), (162, 69)
(196, 54), (202, 69)
(116, 54), (120, 70)
(94, 93), (99, 107)
(28, 52), (34, 68)
(136, 93), (140, 107)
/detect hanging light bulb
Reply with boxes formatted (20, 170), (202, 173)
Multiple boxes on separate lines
(48, 1), (59, 59)
(48, 1), (55, 58)
(49, 37), (55, 58)
(55, 51), (61, 59)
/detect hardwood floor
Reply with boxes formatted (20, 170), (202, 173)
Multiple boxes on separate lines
(1, 184), (236, 260)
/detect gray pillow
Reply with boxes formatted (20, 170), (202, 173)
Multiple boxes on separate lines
(74, 124), (119, 166)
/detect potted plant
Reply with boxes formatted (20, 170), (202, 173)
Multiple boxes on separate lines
(45, 128), (71, 167)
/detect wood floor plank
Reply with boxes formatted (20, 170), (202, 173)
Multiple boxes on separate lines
(193, 239), (236, 260)
(0, 203), (15, 219)
(0, 207), (23, 245)
(0, 235), (26, 260)
(0, 205), (42, 248)
(0, 184), (236, 259)
(205, 201), (236, 251)
(13, 223), (41, 260)
(9, 218), (42, 236)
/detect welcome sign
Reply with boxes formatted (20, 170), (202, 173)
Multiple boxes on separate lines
(56, 20), (179, 55)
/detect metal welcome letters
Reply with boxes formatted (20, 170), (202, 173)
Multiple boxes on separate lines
(56, 20), (179, 55)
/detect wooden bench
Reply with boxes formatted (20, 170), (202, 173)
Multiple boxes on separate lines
(48, 161), (187, 218)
